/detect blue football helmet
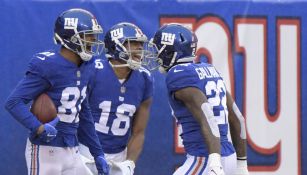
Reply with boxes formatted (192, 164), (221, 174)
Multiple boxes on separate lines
(151, 23), (198, 72)
(104, 22), (151, 70)
(54, 8), (104, 61)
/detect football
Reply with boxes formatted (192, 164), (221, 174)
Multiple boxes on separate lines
(30, 93), (57, 124)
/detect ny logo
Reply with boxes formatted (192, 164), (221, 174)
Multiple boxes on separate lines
(161, 32), (175, 45)
(110, 28), (124, 40)
(64, 18), (78, 29)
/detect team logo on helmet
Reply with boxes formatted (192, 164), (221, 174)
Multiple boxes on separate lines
(64, 18), (78, 29)
(110, 28), (124, 41)
(161, 32), (176, 45)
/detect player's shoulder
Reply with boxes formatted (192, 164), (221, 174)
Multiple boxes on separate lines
(133, 67), (153, 85)
(166, 63), (196, 79)
(168, 63), (194, 73)
(30, 50), (58, 64)
(193, 62), (222, 79)
(89, 56), (108, 70)
(166, 63), (203, 85)
(166, 63), (201, 91)
(28, 50), (59, 75)
(87, 57), (113, 86)
(137, 66), (152, 77)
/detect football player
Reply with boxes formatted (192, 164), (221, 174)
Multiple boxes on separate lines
(5, 9), (109, 175)
(150, 24), (249, 175)
(78, 22), (153, 175)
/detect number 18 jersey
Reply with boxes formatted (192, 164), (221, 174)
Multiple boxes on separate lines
(166, 62), (235, 157)
(81, 59), (153, 154)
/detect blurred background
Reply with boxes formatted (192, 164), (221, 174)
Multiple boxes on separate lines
(0, 0), (306, 174)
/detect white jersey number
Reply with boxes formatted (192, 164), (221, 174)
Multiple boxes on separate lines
(205, 79), (228, 124)
(57, 87), (86, 123)
(95, 101), (136, 136)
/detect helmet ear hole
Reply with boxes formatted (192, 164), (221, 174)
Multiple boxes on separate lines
(179, 33), (185, 42)
(71, 37), (78, 44)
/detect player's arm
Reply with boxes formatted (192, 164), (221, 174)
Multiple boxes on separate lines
(112, 98), (152, 175)
(174, 87), (225, 174)
(127, 97), (152, 163)
(226, 91), (249, 174)
(174, 87), (221, 154)
(5, 71), (50, 134)
(78, 97), (109, 175)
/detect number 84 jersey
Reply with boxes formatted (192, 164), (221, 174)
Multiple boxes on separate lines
(166, 62), (235, 157)
(83, 59), (153, 154)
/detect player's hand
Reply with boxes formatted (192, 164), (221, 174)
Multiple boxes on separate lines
(207, 153), (225, 175)
(233, 159), (249, 175)
(95, 155), (110, 175)
(35, 117), (59, 142)
(111, 160), (135, 175)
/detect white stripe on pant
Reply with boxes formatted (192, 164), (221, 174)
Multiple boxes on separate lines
(25, 139), (93, 175)
(173, 153), (237, 175)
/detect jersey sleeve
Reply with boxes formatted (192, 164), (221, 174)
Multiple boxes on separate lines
(4, 57), (52, 133)
(141, 68), (154, 102)
(28, 54), (54, 80)
(78, 96), (104, 158)
(166, 65), (201, 93)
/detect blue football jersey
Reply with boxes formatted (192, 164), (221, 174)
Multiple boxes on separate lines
(80, 58), (153, 154)
(6, 50), (99, 149)
(166, 62), (235, 157)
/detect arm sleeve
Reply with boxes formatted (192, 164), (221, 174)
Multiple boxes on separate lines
(78, 96), (104, 158)
(5, 69), (51, 132)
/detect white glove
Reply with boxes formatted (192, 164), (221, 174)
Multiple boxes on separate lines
(111, 160), (135, 175)
(233, 159), (249, 175)
(207, 153), (225, 175)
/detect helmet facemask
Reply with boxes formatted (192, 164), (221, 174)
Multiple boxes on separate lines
(144, 40), (177, 73)
(142, 40), (161, 71)
(71, 28), (104, 61)
(111, 37), (154, 70)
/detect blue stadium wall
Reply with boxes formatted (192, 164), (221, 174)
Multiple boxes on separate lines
(0, 1), (306, 175)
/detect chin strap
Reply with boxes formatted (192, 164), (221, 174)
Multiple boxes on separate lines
(108, 59), (141, 70)
(109, 61), (130, 68)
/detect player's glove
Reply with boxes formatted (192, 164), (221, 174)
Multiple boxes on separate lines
(207, 153), (225, 175)
(32, 117), (59, 143)
(233, 157), (249, 175)
(95, 155), (110, 175)
(111, 160), (135, 175)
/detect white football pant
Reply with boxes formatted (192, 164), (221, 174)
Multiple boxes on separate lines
(173, 153), (237, 175)
(79, 143), (127, 175)
(25, 139), (93, 175)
